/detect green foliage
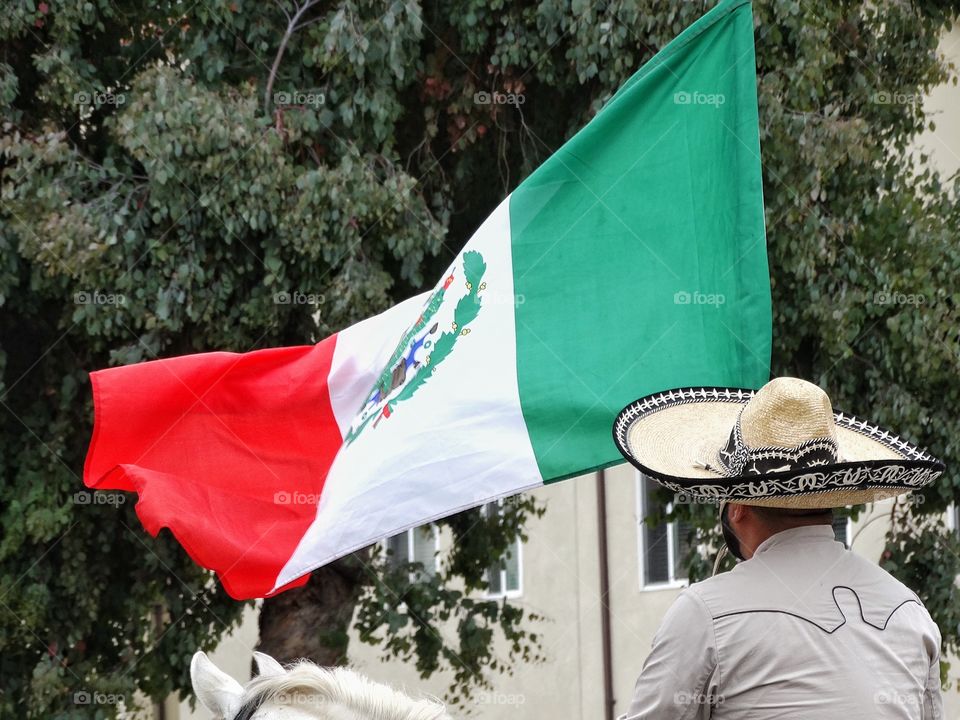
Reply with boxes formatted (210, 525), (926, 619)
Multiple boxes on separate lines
(881, 507), (960, 684)
(2, 0), (959, 715)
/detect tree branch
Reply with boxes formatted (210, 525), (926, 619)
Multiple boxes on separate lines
(264, 0), (322, 115)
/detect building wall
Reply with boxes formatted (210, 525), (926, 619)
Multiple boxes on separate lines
(348, 475), (608, 718)
(915, 26), (960, 179)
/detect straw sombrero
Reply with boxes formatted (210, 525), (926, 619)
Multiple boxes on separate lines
(612, 377), (944, 509)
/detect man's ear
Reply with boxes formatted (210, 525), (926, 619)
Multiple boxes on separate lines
(191, 651), (244, 718)
(727, 502), (748, 523)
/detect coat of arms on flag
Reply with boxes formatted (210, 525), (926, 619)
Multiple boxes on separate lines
(346, 251), (488, 444)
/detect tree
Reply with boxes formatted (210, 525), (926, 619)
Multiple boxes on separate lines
(1, 1), (541, 715)
(1, 0), (958, 716)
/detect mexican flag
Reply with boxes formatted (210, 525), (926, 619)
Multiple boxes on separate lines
(83, 0), (770, 599)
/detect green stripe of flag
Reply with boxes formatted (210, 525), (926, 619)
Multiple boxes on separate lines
(509, 0), (771, 481)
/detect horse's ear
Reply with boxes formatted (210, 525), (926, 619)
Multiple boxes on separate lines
(252, 651), (286, 678)
(190, 651), (244, 718)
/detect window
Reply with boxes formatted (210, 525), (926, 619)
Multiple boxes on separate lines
(637, 474), (692, 588)
(832, 514), (851, 548)
(482, 502), (522, 598)
(385, 525), (439, 580)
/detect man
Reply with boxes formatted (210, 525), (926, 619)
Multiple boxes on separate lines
(611, 377), (945, 718)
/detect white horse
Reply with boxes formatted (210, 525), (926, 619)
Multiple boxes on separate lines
(190, 650), (453, 720)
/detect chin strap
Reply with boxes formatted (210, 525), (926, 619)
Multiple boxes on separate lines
(711, 544), (729, 577)
(713, 500), (730, 576)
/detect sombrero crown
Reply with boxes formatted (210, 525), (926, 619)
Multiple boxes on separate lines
(612, 377), (944, 509)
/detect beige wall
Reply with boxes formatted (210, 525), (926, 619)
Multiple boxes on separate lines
(915, 26), (960, 178)
(346, 475), (606, 717)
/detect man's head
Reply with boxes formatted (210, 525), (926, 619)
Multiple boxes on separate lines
(720, 502), (833, 560)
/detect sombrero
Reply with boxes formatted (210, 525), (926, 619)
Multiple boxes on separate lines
(612, 377), (944, 509)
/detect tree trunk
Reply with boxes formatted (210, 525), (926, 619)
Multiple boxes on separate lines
(255, 553), (369, 667)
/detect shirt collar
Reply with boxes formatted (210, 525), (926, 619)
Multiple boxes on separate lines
(753, 524), (837, 556)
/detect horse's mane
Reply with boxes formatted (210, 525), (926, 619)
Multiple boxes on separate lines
(242, 661), (449, 720)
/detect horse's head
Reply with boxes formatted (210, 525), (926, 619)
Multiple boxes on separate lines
(190, 650), (452, 720)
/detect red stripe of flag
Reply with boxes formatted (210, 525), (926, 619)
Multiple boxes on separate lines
(83, 337), (342, 599)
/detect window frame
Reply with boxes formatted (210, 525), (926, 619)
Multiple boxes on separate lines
(832, 514), (853, 548)
(946, 503), (959, 535)
(480, 501), (524, 600)
(636, 472), (688, 592)
(382, 525), (441, 582)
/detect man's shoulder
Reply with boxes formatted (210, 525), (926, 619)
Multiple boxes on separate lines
(685, 546), (923, 623)
(682, 567), (746, 617)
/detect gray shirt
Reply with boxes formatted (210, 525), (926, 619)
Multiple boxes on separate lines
(622, 524), (943, 719)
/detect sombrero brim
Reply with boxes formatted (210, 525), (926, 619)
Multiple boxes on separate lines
(612, 386), (944, 509)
